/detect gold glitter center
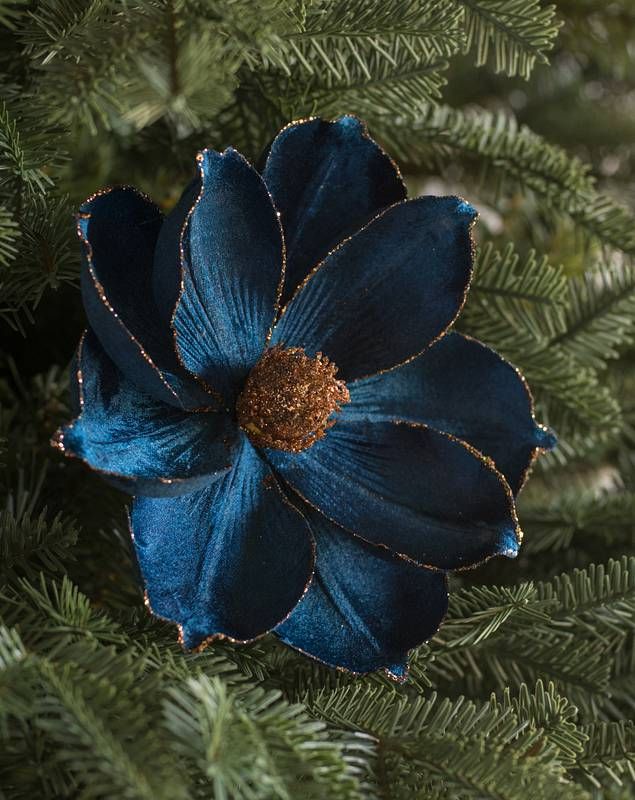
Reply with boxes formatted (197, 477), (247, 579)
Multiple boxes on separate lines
(236, 345), (350, 452)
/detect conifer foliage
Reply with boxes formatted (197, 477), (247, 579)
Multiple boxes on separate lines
(1, 1), (634, 797)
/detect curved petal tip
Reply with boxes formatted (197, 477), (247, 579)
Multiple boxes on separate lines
(456, 199), (478, 219)
(384, 662), (409, 683)
(499, 528), (520, 559)
(534, 424), (557, 451)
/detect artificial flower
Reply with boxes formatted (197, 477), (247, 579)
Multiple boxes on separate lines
(54, 116), (555, 680)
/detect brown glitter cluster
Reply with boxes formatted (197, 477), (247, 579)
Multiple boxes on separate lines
(236, 345), (350, 452)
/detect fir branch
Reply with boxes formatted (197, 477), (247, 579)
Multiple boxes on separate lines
(520, 490), (635, 555)
(275, 49), (450, 119)
(379, 105), (635, 254)
(0, 204), (18, 268)
(0, 100), (62, 196)
(463, 242), (567, 344)
(422, 559), (635, 711)
(18, 0), (116, 64)
(0, 0), (26, 30)
(552, 262), (635, 370)
(537, 557), (635, 637)
(269, 0), (463, 75)
(0, 576), (128, 654)
(457, 0), (561, 79)
(501, 680), (586, 768)
(31, 645), (188, 800)
(310, 684), (583, 799)
(575, 721), (635, 789)
(163, 675), (361, 800)
(470, 242), (568, 309)
(0, 625), (32, 724)
(0, 510), (78, 584)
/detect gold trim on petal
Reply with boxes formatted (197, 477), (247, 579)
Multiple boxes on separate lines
(273, 195), (479, 383)
(132, 469), (317, 653)
(51, 330), (232, 486)
(272, 418), (522, 574)
(76, 185), (187, 408)
(457, 331), (555, 493)
(170, 147), (287, 409)
(272, 570), (449, 685)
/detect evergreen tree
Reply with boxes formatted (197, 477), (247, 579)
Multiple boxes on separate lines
(1, 1), (634, 797)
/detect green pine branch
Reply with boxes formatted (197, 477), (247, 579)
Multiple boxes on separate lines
(164, 675), (361, 800)
(0, 510), (78, 584)
(575, 721), (635, 789)
(273, 48), (450, 119)
(268, 0), (463, 76)
(379, 105), (635, 254)
(0, 99), (62, 196)
(552, 262), (635, 370)
(309, 682), (584, 799)
(520, 490), (635, 555)
(419, 558), (635, 714)
(470, 242), (568, 310)
(456, 0), (561, 78)
(0, 0), (26, 30)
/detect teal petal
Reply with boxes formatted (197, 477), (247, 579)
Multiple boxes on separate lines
(132, 439), (315, 646)
(55, 331), (235, 497)
(347, 332), (556, 493)
(78, 186), (214, 410)
(275, 504), (447, 677)
(261, 115), (405, 303)
(173, 148), (284, 400)
(271, 196), (476, 382)
(268, 418), (520, 571)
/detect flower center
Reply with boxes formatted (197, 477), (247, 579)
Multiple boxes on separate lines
(236, 345), (350, 453)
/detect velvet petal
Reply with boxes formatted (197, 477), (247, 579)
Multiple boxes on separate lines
(173, 148), (285, 399)
(53, 331), (235, 497)
(261, 115), (406, 303)
(346, 332), (556, 493)
(274, 504), (448, 677)
(267, 419), (520, 571)
(271, 196), (476, 382)
(131, 439), (315, 647)
(78, 186), (213, 410)
(152, 178), (199, 325)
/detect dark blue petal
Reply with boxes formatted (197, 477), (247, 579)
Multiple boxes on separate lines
(347, 332), (556, 494)
(267, 419), (520, 571)
(131, 439), (315, 646)
(53, 330), (235, 497)
(261, 116), (406, 304)
(152, 178), (199, 325)
(173, 148), (285, 399)
(271, 197), (476, 382)
(78, 186), (214, 410)
(274, 505), (447, 677)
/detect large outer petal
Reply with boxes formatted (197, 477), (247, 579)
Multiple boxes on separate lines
(267, 418), (520, 571)
(271, 196), (477, 382)
(78, 186), (213, 410)
(172, 148), (285, 400)
(132, 438), (315, 647)
(346, 332), (556, 494)
(274, 504), (448, 678)
(261, 115), (406, 304)
(53, 331), (235, 497)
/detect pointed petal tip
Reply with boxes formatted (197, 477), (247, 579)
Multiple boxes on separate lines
(456, 198), (478, 219)
(335, 114), (363, 130)
(499, 528), (520, 559)
(179, 621), (204, 651)
(534, 424), (557, 451)
(384, 662), (409, 683)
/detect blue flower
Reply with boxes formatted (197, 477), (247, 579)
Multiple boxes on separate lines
(54, 116), (555, 680)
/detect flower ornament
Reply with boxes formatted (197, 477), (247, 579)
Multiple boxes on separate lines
(54, 116), (555, 680)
